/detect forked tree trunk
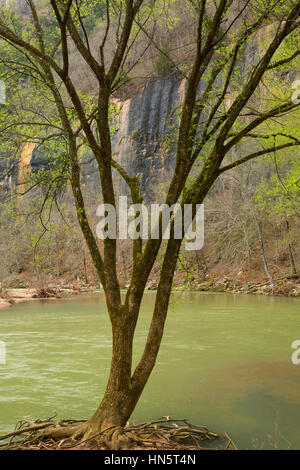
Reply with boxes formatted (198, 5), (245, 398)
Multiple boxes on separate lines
(83, 169), (216, 438)
(84, 239), (183, 438)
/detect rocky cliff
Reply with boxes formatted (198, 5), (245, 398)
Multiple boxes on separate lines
(0, 75), (186, 200)
(81, 75), (187, 202)
(3, 30), (293, 202)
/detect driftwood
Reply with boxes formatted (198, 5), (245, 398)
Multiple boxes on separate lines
(0, 416), (237, 450)
(33, 288), (61, 299)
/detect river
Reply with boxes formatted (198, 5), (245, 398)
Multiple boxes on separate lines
(0, 292), (300, 449)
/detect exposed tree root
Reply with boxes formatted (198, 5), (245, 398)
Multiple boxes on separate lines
(0, 416), (237, 450)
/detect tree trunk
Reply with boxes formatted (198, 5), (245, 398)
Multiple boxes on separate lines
(196, 250), (208, 278)
(83, 308), (142, 437)
(285, 217), (298, 275)
(84, 241), (183, 439)
(253, 211), (274, 288)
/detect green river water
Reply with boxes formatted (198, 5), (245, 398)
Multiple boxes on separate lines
(0, 292), (300, 449)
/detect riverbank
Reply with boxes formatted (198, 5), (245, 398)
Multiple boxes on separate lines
(143, 274), (300, 297)
(0, 287), (94, 311)
(172, 274), (300, 297)
(1, 274), (299, 312)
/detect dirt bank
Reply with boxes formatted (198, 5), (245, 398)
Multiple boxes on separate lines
(0, 287), (94, 311)
(1, 274), (299, 313)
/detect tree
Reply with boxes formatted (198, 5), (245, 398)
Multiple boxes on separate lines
(0, 0), (300, 444)
(255, 148), (300, 275)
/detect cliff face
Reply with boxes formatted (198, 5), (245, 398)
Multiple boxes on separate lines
(0, 75), (186, 198)
(80, 44), (261, 202)
(9, 69), (248, 201)
(82, 75), (186, 202)
(5, 32), (287, 201)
